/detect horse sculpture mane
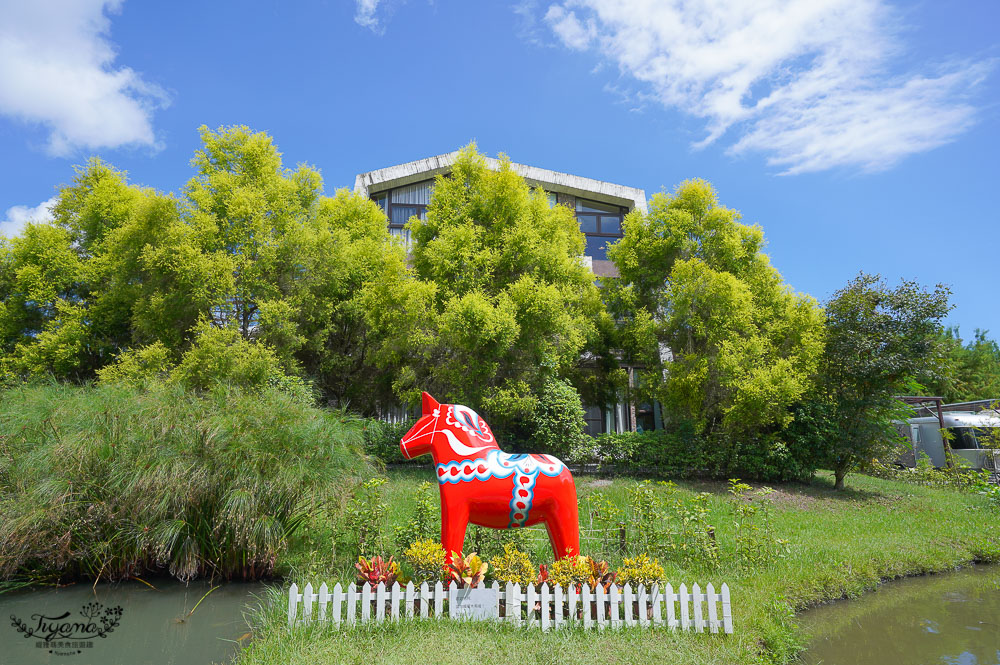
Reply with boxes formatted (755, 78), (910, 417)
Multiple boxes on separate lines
(400, 392), (580, 561)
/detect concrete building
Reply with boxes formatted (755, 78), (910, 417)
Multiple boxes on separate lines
(353, 151), (647, 279)
(353, 151), (652, 434)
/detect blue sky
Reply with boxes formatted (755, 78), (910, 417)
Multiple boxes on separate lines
(1, 0), (998, 340)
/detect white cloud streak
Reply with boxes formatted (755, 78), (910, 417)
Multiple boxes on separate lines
(354, 0), (383, 32)
(0, 0), (168, 157)
(1, 197), (57, 238)
(543, 0), (990, 174)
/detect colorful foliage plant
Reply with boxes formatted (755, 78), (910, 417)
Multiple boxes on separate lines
(447, 551), (488, 588)
(354, 555), (399, 587)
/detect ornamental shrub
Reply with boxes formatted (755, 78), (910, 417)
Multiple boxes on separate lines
(402, 539), (446, 584)
(616, 553), (665, 587)
(544, 555), (589, 588)
(488, 545), (536, 586)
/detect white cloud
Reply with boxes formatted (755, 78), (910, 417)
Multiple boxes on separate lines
(1, 197), (57, 238)
(543, 0), (991, 174)
(545, 5), (595, 50)
(354, 0), (383, 31)
(0, 0), (168, 157)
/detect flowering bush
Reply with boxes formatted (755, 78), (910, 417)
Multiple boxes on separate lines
(615, 553), (664, 587)
(489, 545), (536, 586)
(403, 539), (446, 584)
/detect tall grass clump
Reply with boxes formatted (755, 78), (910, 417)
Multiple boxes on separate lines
(0, 381), (370, 583)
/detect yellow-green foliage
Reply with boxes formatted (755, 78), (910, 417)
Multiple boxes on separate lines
(488, 545), (536, 585)
(546, 555), (589, 588)
(616, 553), (665, 587)
(403, 539), (445, 583)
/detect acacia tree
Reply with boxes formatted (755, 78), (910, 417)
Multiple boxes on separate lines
(607, 179), (825, 442)
(371, 145), (602, 446)
(803, 273), (952, 489)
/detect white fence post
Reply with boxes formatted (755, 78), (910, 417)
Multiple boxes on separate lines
(434, 582), (444, 618)
(581, 583), (592, 630)
(651, 583), (663, 627)
(346, 584), (358, 625)
(390, 582), (401, 621)
(693, 583), (704, 633)
(526, 584), (537, 629)
(361, 583), (371, 623)
(506, 582), (518, 626)
(677, 584), (691, 630)
(318, 582), (329, 622)
(332, 583), (343, 626)
(376, 582), (386, 623)
(553, 584), (564, 629)
(706, 583), (719, 633)
(419, 582), (430, 618)
(595, 584), (606, 629)
(302, 583), (314, 624)
(287, 583), (299, 627)
(491, 581), (501, 619)
(405, 582), (415, 618)
(665, 583), (677, 629)
(620, 583), (631, 628)
(721, 583), (733, 634)
(540, 584), (551, 631)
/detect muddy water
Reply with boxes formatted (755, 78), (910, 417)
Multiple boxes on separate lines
(798, 565), (1000, 665)
(0, 579), (272, 665)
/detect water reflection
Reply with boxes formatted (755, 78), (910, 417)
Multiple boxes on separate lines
(0, 579), (271, 665)
(798, 565), (1000, 665)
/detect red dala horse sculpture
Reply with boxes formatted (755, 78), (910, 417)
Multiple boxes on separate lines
(400, 392), (580, 561)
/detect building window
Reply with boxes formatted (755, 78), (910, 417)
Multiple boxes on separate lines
(583, 401), (626, 436)
(576, 198), (624, 261)
(583, 405), (604, 436)
(373, 180), (434, 250)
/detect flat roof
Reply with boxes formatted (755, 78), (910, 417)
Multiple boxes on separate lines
(354, 150), (648, 214)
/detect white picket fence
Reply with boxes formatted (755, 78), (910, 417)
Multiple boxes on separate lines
(287, 580), (732, 633)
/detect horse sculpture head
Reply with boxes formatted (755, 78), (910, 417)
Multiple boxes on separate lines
(399, 392), (500, 464)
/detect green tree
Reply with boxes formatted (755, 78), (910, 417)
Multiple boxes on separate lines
(925, 327), (1000, 403)
(804, 273), (952, 489)
(1, 127), (410, 412)
(606, 179), (825, 441)
(378, 145), (603, 431)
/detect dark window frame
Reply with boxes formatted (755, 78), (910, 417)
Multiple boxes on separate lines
(576, 198), (627, 260)
(371, 181), (434, 230)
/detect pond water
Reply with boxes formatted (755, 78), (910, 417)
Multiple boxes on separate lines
(798, 565), (1000, 665)
(0, 579), (272, 665)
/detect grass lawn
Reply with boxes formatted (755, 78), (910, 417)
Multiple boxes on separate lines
(239, 469), (1000, 665)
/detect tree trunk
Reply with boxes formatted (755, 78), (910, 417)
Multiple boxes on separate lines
(834, 464), (848, 490)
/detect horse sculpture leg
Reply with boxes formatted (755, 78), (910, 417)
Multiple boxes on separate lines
(440, 492), (469, 562)
(543, 490), (581, 559)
